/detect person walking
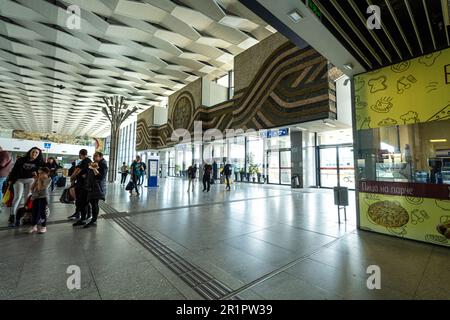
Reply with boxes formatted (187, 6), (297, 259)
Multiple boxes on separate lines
(46, 157), (60, 192)
(138, 160), (146, 186)
(8, 147), (45, 227)
(82, 152), (107, 229)
(28, 167), (51, 234)
(129, 156), (144, 196)
(212, 161), (218, 184)
(0, 147), (12, 205)
(224, 163), (232, 191)
(202, 162), (212, 192)
(187, 164), (197, 192)
(120, 162), (128, 185)
(68, 161), (76, 177)
(70, 149), (92, 224)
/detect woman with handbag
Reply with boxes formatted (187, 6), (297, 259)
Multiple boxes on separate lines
(8, 147), (45, 227)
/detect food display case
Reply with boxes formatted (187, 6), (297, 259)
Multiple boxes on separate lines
(441, 158), (450, 184)
(375, 162), (411, 182)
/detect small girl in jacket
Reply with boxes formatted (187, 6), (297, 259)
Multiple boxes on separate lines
(28, 167), (51, 234)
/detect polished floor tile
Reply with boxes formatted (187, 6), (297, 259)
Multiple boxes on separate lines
(1, 178), (449, 300)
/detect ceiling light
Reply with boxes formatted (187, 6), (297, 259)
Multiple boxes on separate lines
(288, 10), (303, 23)
(343, 63), (353, 70)
(296, 126), (307, 131)
(430, 139), (447, 143)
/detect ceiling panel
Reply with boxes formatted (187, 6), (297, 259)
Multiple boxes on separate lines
(0, 0), (275, 137)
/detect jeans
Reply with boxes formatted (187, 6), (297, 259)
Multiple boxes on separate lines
(50, 176), (59, 191)
(131, 175), (139, 194)
(202, 176), (211, 192)
(225, 175), (231, 190)
(138, 172), (145, 185)
(11, 178), (34, 218)
(187, 178), (195, 192)
(32, 198), (47, 227)
(76, 187), (89, 221)
(89, 198), (99, 223)
(121, 173), (128, 184)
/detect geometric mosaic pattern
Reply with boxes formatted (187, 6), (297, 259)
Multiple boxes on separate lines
(0, 0), (275, 136)
(137, 42), (337, 150)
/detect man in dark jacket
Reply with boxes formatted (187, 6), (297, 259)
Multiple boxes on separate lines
(82, 152), (107, 228)
(70, 149), (92, 224)
(202, 162), (212, 192)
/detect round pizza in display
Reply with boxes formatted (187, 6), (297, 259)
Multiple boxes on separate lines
(368, 201), (409, 228)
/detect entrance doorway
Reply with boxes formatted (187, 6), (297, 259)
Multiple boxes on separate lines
(267, 149), (291, 185)
(318, 144), (354, 189)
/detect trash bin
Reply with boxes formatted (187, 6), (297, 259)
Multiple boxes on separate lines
(333, 187), (349, 206)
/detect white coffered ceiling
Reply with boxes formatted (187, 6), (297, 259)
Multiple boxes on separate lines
(0, 0), (275, 137)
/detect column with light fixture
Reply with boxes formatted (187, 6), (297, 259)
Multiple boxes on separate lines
(102, 96), (138, 183)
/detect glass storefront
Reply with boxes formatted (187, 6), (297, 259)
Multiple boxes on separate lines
(354, 47), (450, 247)
(159, 128), (359, 188)
(229, 136), (245, 181)
(246, 135), (264, 183)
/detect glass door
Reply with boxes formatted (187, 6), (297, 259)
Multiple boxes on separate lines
(319, 145), (355, 189)
(338, 147), (355, 189)
(280, 149), (291, 185)
(319, 147), (338, 188)
(267, 150), (280, 184)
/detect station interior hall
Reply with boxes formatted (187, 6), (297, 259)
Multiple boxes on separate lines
(0, 0), (450, 300)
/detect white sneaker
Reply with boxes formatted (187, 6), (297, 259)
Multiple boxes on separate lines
(28, 225), (38, 234)
(38, 226), (47, 234)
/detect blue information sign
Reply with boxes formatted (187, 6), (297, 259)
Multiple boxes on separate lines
(44, 142), (51, 149)
(262, 128), (289, 138)
(147, 159), (159, 188)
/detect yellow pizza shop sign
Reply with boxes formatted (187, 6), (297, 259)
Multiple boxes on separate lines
(354, 48), (450, 130)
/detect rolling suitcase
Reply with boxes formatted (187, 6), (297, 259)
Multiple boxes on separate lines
(56, 176), (66, 187)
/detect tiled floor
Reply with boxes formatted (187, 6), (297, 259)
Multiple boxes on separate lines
(0, 178), (449, 300)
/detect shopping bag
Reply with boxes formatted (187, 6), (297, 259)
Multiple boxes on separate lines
(2, 187), (13, 207)
(125, 180), (134, 191)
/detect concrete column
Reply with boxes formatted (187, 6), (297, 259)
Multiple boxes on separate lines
(290, 131), (303, 188)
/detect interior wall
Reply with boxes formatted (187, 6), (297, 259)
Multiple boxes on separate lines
(202, 78), (228, 107)
(234, 32), (289, 92)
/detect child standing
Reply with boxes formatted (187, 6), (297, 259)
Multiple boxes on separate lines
(28, 167), (51, 234)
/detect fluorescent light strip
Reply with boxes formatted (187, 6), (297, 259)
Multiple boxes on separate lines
(430, 139), (448, 143)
